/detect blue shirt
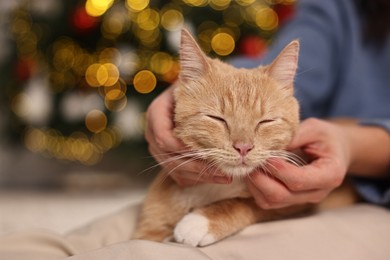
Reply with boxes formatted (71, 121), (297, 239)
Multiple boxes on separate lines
(233, 0), (390, 206)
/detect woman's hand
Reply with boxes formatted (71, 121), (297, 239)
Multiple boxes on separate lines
(245, 118), (351, 209)
(145, 84), (231, 187)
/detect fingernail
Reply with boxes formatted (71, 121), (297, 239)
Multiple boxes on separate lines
(213, 176), (231, 184)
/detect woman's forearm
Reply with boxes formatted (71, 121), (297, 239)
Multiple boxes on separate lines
(343, 124), (390, 177)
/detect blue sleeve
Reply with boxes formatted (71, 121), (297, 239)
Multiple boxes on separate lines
(353, 119), (390, 207)
(233, 0), (355, 119)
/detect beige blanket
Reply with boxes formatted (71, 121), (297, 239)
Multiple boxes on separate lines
(0, 204), (389, 260)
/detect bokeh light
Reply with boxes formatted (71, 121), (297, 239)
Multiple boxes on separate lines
(136, 8), (160, 31)
(210, 0), (231, 10)
(161, 9), (184, 31)
(183, 0), (208, 7)
(133, 70), (157, 94)
(85, 109), (107, 133)
(211, 32), (235, 56)
(150, 52), (174, 75)
(126, 0), (150, 12)
(85, 63), (120, 87)
(256, 7), (278, 31)
(236, 0), (256, 6)
(85, 0), (114, 17)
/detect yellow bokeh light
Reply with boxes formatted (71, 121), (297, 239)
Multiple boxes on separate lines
(150, 52), (173, 75)
(102, 63), (120, 86)
(127, 0), (150, 12)
(162, 61), (180, 83)
(136, 8), (160, 31)
(183, 0), (208, 7)
(211, 32), (235, 56)
(85, 109), (107, 133)
(104, 78), (127, 101)
(161, 9), (184, 31)
(255, 7), (278, 31)
(102, 15), (125, 38)
(133, 27), (161, 47)
(92, 130), (114, 151)
(85, 0), (114, 17)
(53, 48), (75, 71)
(236, 0), (256, 6)
(133, 70), (157, 94)
(210, 0), (231, 10)
(85, 64), (102, 87)
(99, 48), (120, 63)
(105, 95), (128, 112)
(85, 63), (119, 87)
(24, 128), (46, 153)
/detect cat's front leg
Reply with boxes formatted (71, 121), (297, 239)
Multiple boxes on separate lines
(173, 198), (260, 247)
(133, 172), (189, 242)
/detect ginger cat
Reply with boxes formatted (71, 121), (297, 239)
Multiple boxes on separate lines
(133, 29), (354, 247)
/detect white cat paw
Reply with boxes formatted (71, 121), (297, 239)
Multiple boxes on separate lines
(173, 213), (216, 247)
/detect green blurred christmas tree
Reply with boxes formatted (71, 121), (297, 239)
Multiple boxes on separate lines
(1, 0), (295, 165)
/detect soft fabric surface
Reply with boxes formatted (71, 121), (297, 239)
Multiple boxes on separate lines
(0, 203), (389, 259)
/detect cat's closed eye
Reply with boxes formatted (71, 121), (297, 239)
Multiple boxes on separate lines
(206, 115), (228, 127)
(256, 118), (277, 131)
(258, 119), (275, 124)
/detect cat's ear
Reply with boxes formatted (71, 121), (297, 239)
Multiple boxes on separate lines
(179, 29), (209, 82)
(266, 40), (299, 88)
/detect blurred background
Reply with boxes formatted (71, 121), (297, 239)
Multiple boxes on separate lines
(0, 0), (294, 234)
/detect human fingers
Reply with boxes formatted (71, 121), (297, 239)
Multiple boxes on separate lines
(266, 158), (345, 192)
(145, 121), (185, 156)
(145, 85), (186, 153)
(245, 171), (330, 209)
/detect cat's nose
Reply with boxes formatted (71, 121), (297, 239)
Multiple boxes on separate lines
(233, 142), (254, 156)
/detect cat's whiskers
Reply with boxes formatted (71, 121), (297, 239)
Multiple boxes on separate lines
(155, 149), (223, 183)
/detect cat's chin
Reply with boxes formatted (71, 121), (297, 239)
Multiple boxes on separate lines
(219, 165), (255, 178)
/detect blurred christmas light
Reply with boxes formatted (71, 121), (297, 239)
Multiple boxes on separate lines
(211, 32), (235, 56)
(85, 109), (107, 133)
(255, 6), (278, 31)
(236, 0), (256, 6)
(101, 63), (120, 86)
(102, 11), (128, 39)
(133, 70), (157, 94)
(183, 0), (208, 7)
(126, 0), (149, 12)
(24, 127), (121, 165)
(85, 63), (119, 87)
(136, 8), (160, 31)
(72, 6), (98, 31)
(85, 63), (102, 87)
(161, 9), (184, 31)
(239, 35), (267, 57)
(210, 0), (231, 11)
(150, 52), (174, 75)
(105, 95), (128, 112)
(85, 0), (114, 17)
(103, 78), (127, 101)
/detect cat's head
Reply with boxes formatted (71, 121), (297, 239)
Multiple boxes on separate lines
(174, 29), (300, 178)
